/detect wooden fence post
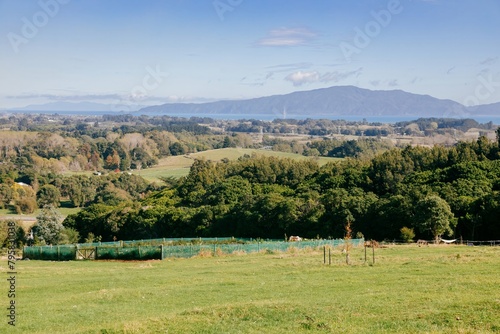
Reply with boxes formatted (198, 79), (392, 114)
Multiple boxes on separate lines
(372, 240), (375, 264)
(364, 242), (367, 263)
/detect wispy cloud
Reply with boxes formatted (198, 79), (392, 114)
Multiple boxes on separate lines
(480, 57), (498, 66)
(409, 77), (420, 84)
(256, 27), (317, 47)
(284, 68), (362, 86)
(265, 62), (314, 71)
(6, 93), (215, 105)
(388, 79), (399, 87)
(7, 93), (123, 101)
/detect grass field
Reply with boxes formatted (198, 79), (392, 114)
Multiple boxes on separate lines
(3, 245), (499, 333)
(0, 205), (81, 230)
(134, 148), (339, 183)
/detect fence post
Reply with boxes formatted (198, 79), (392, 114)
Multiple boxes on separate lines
(328, 248), (331, 265)
(372, 240), (375, 264)
(160, 245), (164, 260)
(57, 246), (60, 261)
(323, 246), (326, 264)
(364, 242), (367, 263)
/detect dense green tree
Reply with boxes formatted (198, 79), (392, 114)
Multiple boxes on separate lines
(169, 142), (187, 156)
(414, 195), (456, 242)
(37, 184), (61, 208)
(0, 182), (13, 209)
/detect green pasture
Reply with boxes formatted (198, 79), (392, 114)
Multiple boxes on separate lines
(134, 148), (339, 182)
(2, 245), (499, 333)
(0, 204), (80, 230)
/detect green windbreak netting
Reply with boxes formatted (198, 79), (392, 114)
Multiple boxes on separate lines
(23, 238), (364, 261)
(161, 239), (364, 259)
(23, 245), (77, 261)
(95, 246), (162, 260)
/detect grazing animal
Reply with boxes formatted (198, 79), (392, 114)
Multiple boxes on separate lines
(289, 236), (302, 242)
(364, 240), (379, 248)
(417, 239), (428, 247)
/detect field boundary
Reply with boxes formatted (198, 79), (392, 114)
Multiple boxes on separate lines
(22, 238), (365, 261)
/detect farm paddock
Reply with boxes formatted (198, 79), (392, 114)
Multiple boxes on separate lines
(3, 244), (499, 333)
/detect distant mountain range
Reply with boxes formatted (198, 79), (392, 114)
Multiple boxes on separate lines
(140, 86), (499, 118)
(6, 86), (500, 118)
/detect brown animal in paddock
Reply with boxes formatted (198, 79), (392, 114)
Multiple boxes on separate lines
(417, 239), (429, 247)
(364, 240), (379, 248)
(289, 236), (302, 242)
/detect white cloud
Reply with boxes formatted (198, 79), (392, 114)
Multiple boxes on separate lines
(285, 68), (362, 86)
(257, 27), (317, 47)
(285, 71), (320, 86)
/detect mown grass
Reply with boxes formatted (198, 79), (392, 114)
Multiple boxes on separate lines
(2, 245), (499, 333)
(0, 205), (80, 230)
(134, 148), (339, 182)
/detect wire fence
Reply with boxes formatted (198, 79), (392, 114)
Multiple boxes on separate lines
(375, 239), (500, 246)
(22, 238), (365, 261)
(23, 238), (498, 261)
(77, 237), (251, 248)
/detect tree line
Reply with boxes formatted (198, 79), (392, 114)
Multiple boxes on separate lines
(62, 132), (500, 244)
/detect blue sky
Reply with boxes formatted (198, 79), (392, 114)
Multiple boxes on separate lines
(1, 0), (499, 109)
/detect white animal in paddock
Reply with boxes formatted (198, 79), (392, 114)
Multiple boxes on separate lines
(289, 236), (302, 242)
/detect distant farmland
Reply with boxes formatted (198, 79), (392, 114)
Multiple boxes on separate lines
(133, 148), (339, 183)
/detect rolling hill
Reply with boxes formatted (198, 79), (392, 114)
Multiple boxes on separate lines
(139, 86), (475, 118)
(133, 148), (338, 182)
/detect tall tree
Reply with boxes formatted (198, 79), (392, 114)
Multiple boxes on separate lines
(33, 205), (64, 245)
(415, 195), (456, 242)
(37, 184), (61, 208)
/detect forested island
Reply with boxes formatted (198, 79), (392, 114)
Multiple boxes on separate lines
(1, 113), (499, 246)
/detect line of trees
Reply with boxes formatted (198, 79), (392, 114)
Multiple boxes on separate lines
(0, 114), (256, 176)
(63, 133), (500, 243)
